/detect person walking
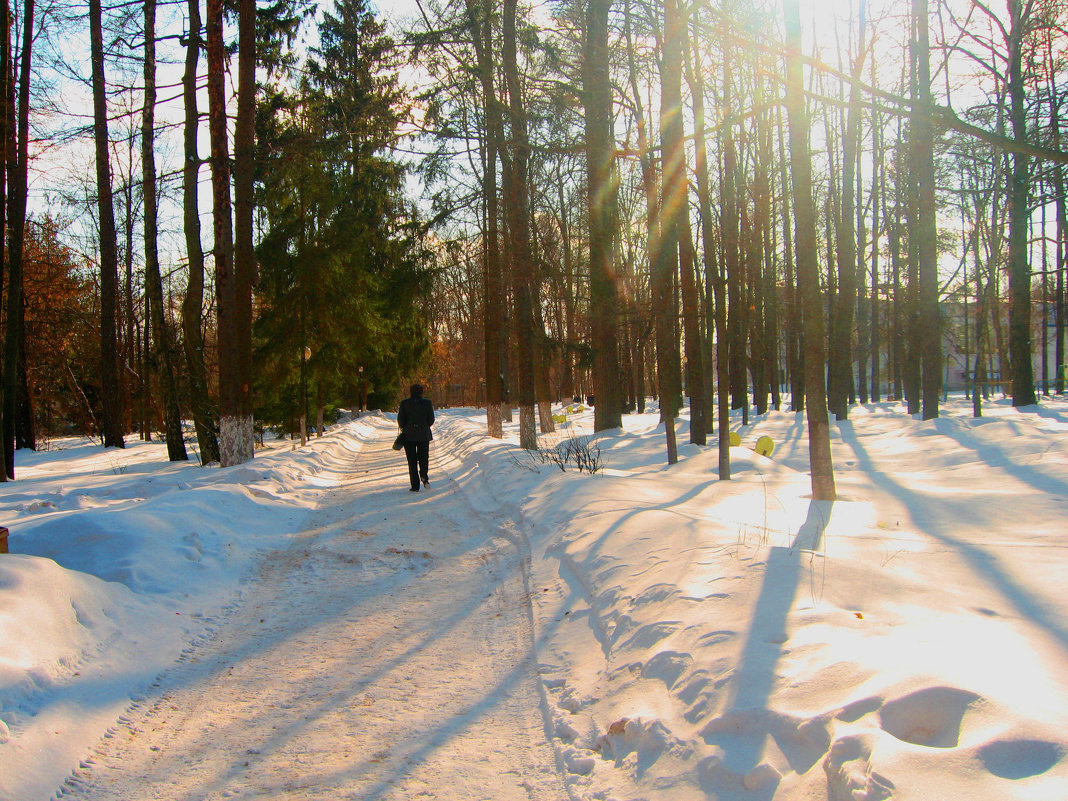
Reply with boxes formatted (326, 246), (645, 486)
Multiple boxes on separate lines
(397, 383), (434, 491)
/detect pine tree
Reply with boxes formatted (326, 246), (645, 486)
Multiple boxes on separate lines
(254, 0), (430, 423)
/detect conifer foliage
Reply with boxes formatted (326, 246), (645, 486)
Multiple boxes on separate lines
(254, 0), (431, 430)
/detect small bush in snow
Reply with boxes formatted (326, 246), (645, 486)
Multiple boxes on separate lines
(510, 434), (603, 475)
(554, 435), (603, 474)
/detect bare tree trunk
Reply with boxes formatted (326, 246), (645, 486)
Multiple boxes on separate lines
(721, 33), (745, 422)
(206, 0), (236, 464)
(856, 71), (870, 406)
(679, 193), (706, 443)
(1052, 37), (1067, 396)
(764, 99), (782, 412)
(624, 0), (658, 422)
(751, 93), (776, 417)
(889, 166), (905, 401)
(8, 0), (31, 457)
(870, 111), (883, 401)
(829, 2), (866, 419)
(464, 0), (504, 437)
(181, 0), (219, 464)
(0, 0), (7, 480)
(973, 215), (997, 417)
(144, 0), (188, 462)
(775, 105), (803, 412)
(585, 0), (622, 433)
(1042, 199), (1049, 394)
(655, 0), (685, 464)
(228, 0), (256, 463)
(1007, 0), (1035, 407)
(687, 21), (729, 475)
(857, 152), (869, 405)
(502, 0), (536, 450)
(121, 141), (138, 439)
(89, 0), (124, 449)
(1056, 162), (1066, 394)
(533, 297), (555, 433)
(784, 0), (836, 501)
(557, 167), (577, 401)
(912, 0), (941, 418)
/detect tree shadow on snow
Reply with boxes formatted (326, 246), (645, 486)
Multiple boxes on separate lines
(837, 420), (1068, 655)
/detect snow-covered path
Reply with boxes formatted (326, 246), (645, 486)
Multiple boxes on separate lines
(62, 431), (570, 801)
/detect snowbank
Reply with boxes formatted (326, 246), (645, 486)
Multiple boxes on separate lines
(0, 419), (381, 801)
(3, 399), (1068, 800)
(436, 398), (1068, 800)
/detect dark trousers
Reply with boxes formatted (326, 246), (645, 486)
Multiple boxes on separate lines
(403, 441), (429, 489)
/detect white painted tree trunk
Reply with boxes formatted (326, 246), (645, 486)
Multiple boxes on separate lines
(219, 415), (255, 467)
(519, 404), (537, 450)
(487, 402), (503, 438)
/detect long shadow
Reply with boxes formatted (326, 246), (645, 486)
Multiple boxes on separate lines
(1026, 403), (1068, 424)
(929, 416), (1068, 498)
(341, 609), (571, 801)
(699, 501), (830, 793)
(838, 420), (1068, 655)
(544, 478), (730, 653)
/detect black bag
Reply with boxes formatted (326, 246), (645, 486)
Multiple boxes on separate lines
(392, 432), (405, 450)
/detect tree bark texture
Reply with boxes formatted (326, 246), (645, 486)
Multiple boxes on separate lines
(228, 0), (257, 463)
(464, 0), (504, 437)
(1007, 0), (1036, 407)
(9, 0), (31, 456)
(502, 0), (537, 450)
(912, 0), (941, 419)
(206, 0), (238, 464)
(655, 0), (684, 464)
(584, 0), (623, 433)
(89, 0), (124, 449)
(686, 21), (730, 475)
(0, 0), (7, 480)
(181, 0), (220, 464)
(143, 0), (188, 462)
(784, 0), (836, 501)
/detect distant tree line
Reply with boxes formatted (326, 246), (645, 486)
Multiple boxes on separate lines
(409, 0), (1068, 500)
(3, 0), (1065, 502)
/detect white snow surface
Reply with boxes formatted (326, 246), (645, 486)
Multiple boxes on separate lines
(1, 397), (1068, 800)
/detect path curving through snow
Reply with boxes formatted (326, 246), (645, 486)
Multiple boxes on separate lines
(61, 427), (571, 801)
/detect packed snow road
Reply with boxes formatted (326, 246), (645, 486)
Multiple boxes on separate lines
(62, 429), (571, 801)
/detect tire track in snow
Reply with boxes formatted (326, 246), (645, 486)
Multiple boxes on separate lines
(57, 426), (571, 801)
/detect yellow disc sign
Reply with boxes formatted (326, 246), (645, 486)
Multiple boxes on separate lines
(755, 435), (775, 457)
(729, 430), (741, 447)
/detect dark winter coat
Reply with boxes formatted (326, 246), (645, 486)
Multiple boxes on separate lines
(398, 396), (435, 443)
